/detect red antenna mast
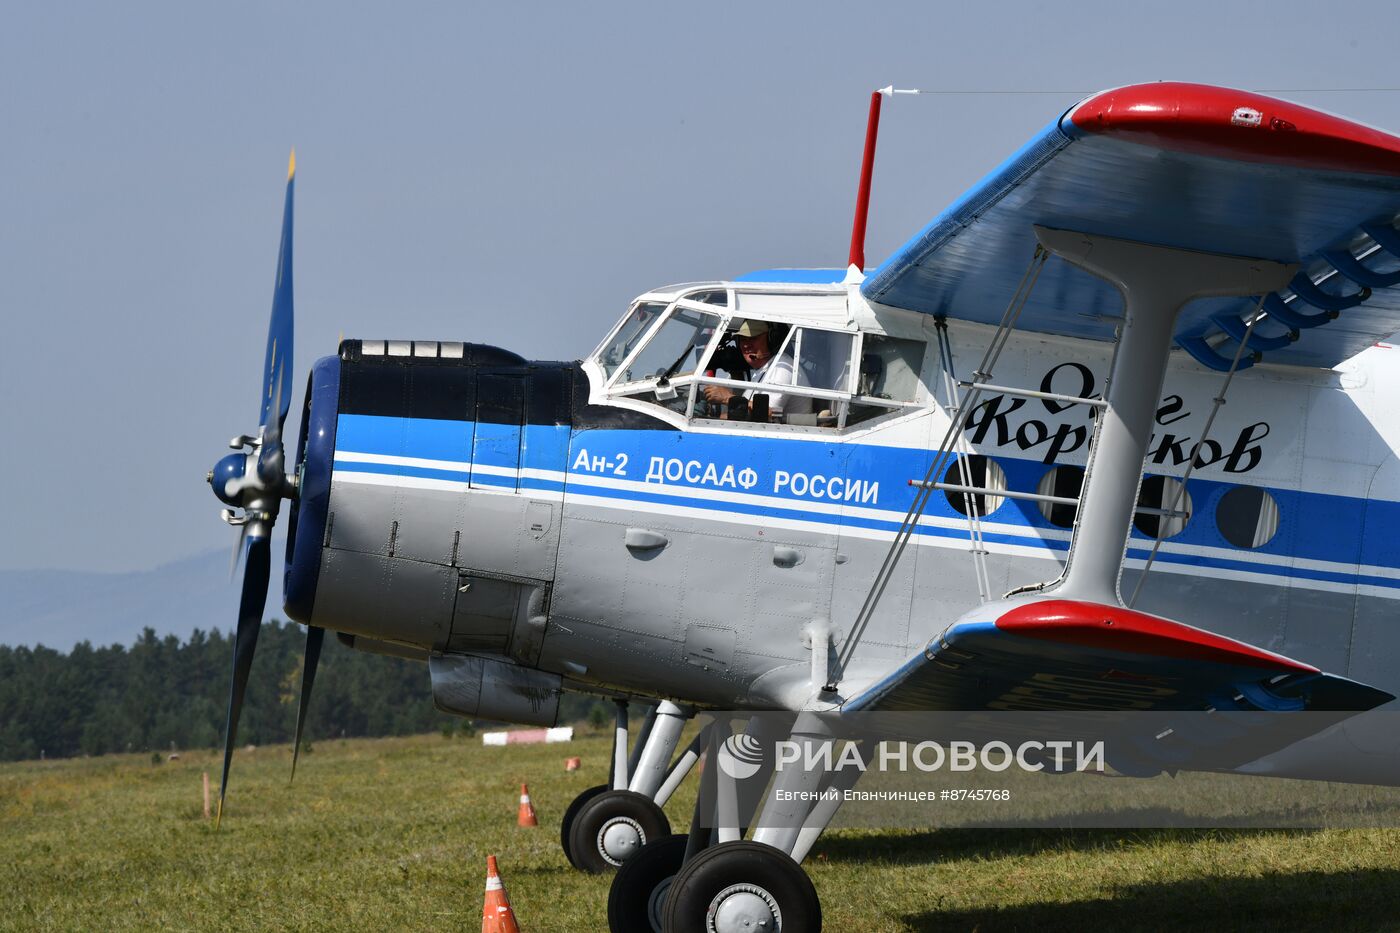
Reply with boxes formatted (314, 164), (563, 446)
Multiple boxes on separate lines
(847, 86), (922, 282)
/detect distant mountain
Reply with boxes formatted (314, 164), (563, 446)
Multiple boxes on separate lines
(0, 549), (286, 650)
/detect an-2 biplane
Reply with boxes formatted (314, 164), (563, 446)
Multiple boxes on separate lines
(208, 83), (1400, 931)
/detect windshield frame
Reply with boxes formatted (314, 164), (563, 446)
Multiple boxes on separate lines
(592, 300), (671, 382)
(601, 292), (729, 394)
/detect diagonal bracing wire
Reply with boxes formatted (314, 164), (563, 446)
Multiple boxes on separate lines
(936, 319), (991, 602)
(835, 247), (1050, 679)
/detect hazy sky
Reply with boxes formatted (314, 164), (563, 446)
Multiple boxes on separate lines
(3, 1), (1398, 574)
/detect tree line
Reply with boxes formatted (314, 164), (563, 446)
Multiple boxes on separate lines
(0, 622), (601, 762)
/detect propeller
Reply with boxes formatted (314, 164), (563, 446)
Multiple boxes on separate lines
(218, 534), (269, 826)
(206, 151), (309, 826)
(290, 625), (325, 784)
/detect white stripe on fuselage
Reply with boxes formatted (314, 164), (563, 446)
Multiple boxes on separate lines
(330, 452), (1397, 599)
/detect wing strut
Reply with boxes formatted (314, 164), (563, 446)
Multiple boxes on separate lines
(1032, 227), (1294, 605)
(1128, 298), (1265, 607)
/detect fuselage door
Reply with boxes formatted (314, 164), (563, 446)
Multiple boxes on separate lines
(473, 373), (525, 492)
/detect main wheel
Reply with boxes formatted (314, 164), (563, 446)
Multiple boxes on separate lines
(607, 833), (689, 932)
(561, 784), (610, 869)
(567, 789), (671, 874)
(662, 841), (820, 933)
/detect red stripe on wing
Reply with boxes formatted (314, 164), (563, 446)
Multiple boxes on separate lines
(1069, 82), (1400, 176)
(995, 599), (1319, 674)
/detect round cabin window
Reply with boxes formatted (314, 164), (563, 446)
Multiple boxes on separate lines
(941, 455), (1007, 517)
(1216, 486), (1280, 549)
(1134, 476), (1192, 540)
(1036, 466), (1084, 528)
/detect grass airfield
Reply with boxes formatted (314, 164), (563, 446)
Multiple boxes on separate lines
(4, 730), (1400, 931)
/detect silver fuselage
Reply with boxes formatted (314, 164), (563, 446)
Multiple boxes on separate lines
(281, 298), (1400, 780)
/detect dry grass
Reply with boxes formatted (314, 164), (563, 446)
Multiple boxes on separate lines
(3, 732), (1400, 931)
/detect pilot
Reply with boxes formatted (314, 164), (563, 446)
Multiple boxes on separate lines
(702, 320), (812, 420)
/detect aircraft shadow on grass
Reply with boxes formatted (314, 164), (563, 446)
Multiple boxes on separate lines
(901, 866), (1400, 932)
(816, 826), (1400, 932)
(816, 821), (1313, 865)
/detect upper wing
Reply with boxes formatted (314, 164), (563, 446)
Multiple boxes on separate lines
(861, 82), (1400, 371)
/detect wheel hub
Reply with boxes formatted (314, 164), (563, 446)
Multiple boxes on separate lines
(647, 875), (675, 931)
(599, 816), (645, 864)
(708, 883), (780, 932)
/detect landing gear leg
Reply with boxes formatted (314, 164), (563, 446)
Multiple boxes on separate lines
(613, 713), (866, 933)
(562, 700), (697, 873)
(605, 714), (790, 932)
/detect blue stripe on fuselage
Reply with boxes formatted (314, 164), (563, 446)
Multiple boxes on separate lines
(329, 414), (1400, 583)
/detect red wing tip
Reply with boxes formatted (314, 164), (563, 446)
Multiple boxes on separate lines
(996, 599), (1319, 674)
(1066, 82), (1400, 176)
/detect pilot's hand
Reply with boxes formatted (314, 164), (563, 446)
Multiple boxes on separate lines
(703, 386), (736, 404)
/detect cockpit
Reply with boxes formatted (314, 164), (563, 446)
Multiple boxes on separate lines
(585, 282), (929, 432)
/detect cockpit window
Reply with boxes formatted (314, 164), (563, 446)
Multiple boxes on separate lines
(610, 304), (721, 388)
(692, 321), (857, 428)
(859, 334), (925, 402)
(688, 289), (728, 306)
(845, 333), (927, 426)
(597, 302), (667, 380)
(591, 296), (927, 432)
(794, 328), (856, 394)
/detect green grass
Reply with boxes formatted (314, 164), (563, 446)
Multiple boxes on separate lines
(4, 732), (1400, 931)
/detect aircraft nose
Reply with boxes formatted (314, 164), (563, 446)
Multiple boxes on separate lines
(284, 341), (577, 654)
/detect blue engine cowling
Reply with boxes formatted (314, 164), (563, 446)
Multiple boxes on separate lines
(283, 353), (340, 623)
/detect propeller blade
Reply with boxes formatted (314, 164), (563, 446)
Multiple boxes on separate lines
(289, 625), (325, 785)
(258, 364), (288, 485)
(228, 522), (248, 582)
(216, 534), (271, 828)
(260, 150), (295, 434)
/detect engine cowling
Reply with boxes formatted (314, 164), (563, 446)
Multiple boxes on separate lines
(283, 340), (575, 663)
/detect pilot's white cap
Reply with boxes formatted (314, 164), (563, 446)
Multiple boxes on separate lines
(735, 319), (770, 338)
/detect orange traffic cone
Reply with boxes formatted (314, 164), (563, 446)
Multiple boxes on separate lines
(482, 855), (521, 933)
(517, 783), (538, 827)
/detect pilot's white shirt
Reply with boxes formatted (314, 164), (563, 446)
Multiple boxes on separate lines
(745, 354), (812, 416)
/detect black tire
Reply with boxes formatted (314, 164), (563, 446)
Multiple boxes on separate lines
(607, 833), (690, 933)
(561, 784), (610, 869)
(567, 789), (672, 874)
(662, 841), (820, 933)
